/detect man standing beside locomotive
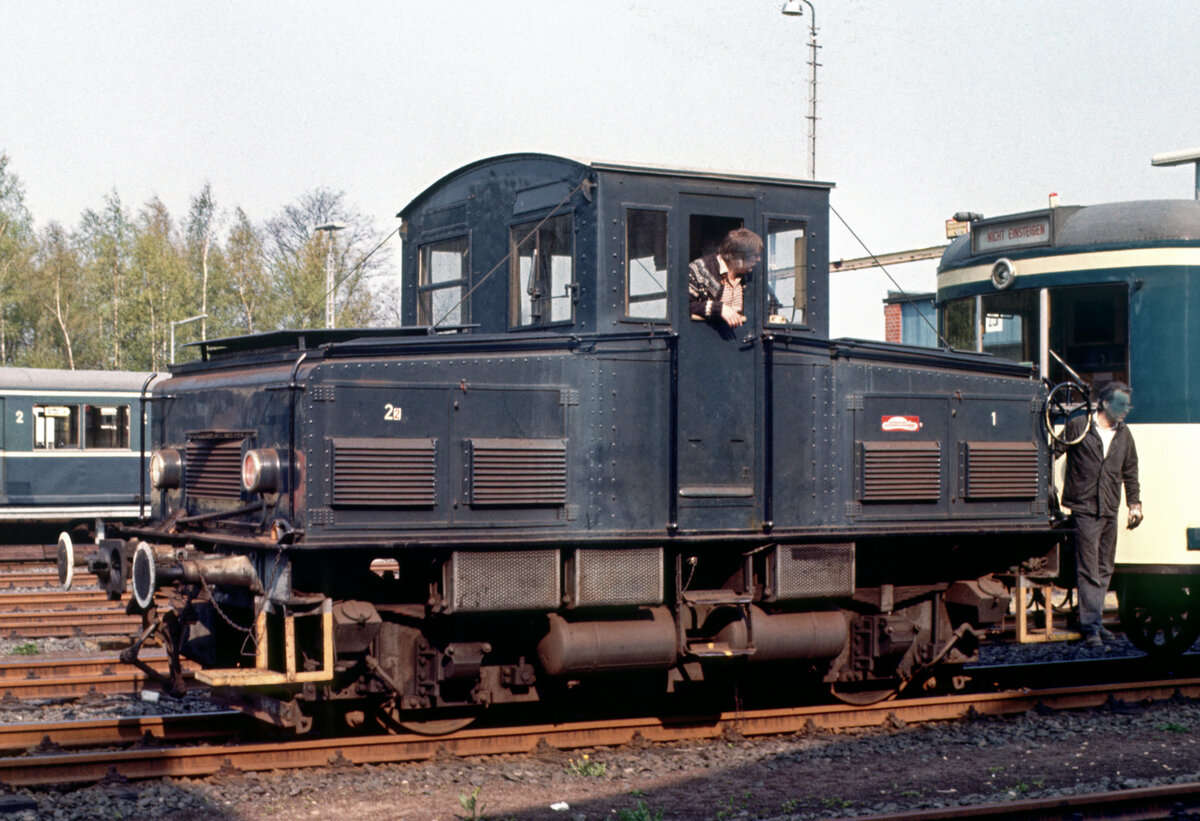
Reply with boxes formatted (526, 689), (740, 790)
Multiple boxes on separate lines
(688, 228), (763, 329)
(1057, 381), (1143, 648)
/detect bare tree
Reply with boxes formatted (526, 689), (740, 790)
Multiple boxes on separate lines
(263, 188), (394, 329)
(78, 192), (133, 369)
(32, 223), (83, 369)
(226, 208), (268, 334)
(187, 182), (220, 341)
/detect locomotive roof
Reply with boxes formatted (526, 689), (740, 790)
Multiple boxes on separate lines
(397, 152), (830, 219)
(940, 199), (1200, 269)
(0, 366), (154, 393)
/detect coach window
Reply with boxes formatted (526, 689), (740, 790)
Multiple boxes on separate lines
(510, 214), (574, 327)
(766, 218), (808, 325)
(418, 237), (469, 327)
(84, 405), (130, 449)
(625, 209), (668, 319)
(33, 405), (78, 450)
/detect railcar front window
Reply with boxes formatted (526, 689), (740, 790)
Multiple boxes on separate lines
(418, 237), (469, 327)
(510, 214), (574, 327)
(766, 219), (808, 325)
(33, 405), (79, 449)
(84, 405), (130, 449)
(981, 290), (1039, 365)
(942, 297), (976, 351)
(625, 209), (668, 319)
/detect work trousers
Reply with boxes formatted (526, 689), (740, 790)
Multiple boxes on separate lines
(1075, 512), (1119, 635)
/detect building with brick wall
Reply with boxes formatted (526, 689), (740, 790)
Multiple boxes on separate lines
(883, 291), (937, 347)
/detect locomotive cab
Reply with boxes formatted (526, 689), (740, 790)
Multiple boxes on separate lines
(90, 154), (1061, 733)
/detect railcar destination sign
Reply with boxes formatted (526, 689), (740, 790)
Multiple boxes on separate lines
(972, 212), (1053, 255)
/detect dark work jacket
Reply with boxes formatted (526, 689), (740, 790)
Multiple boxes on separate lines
(1058, 416), (1140, 517)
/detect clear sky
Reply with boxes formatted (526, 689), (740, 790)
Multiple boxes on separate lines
(2, 1), (1198, 338)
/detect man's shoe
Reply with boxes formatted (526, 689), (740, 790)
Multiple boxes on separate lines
(1084, 633), (1103, 648)
(1097, 627), (1118, 642)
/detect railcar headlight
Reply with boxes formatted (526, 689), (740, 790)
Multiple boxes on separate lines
(242, 448), (283, 493)
(149, 448), (183, 489)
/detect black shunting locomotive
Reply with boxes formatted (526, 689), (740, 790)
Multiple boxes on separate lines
(62, 154), (1060, 733)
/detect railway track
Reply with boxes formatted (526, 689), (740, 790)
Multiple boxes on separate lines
(0, 607), (141, 639)
(0, 569), (96, 590)
(0, 653), (197, 699)
(3, 675), (1200, 787)
(852, 781), (1200, 820)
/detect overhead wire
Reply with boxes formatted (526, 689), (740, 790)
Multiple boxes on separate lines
(829, 203), (951, 349)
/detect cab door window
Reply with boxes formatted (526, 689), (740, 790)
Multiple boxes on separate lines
(510, 215), (574, 327)
(1049, 283), (1128, 386)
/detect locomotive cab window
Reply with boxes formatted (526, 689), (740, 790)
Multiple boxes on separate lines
(84, 404), (130, 449)
(625, 209), (668, 320)
(418, 236), (469, 327)
(33, 405), (78, 449)
(766, 218), (807, 325)
(510, 214), (574, 328)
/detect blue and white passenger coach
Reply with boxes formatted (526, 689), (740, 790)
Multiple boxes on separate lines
(0, 367), (151, 537)
(938, 199), (1200, 650)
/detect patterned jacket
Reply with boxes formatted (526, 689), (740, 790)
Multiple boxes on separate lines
(688, 254), (733, 321)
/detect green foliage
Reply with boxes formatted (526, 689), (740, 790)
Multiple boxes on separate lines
(1159, 722), (1189, 734)
(566, 753), (607, 777)
(457, 785), (484, 820)
(0, 155), (399, 370)
(9, 641), (39, 655)
(615, 801), (663, 821)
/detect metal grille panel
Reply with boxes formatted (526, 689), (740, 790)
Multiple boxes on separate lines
(331, 437), (436, 507)
(859, 441), (940, 502)
(464, 438), (567, 506)
(572, 547), (663, 607)
(964, 441), (1039, 499)
(185, 439), (244, 500)
(767, 543), (855, 600)
(445, 549), (560, 613)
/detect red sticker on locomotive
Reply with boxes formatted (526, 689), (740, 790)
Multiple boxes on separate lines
(881, 415), (922, 432)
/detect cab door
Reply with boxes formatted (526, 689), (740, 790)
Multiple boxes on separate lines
(674, 194), (759, 532)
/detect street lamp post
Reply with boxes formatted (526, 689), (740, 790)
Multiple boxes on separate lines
(1151, 148), (1200, 201)
(314, 222), (348, 328)
(781, 0), (819, 180)
(169, 314), (208, 365)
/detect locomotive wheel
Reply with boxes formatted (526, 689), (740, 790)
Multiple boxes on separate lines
(397, 715), (478, 735)
(1044, 381), (1092, 446)
(1118, 577), (1200, 657)
(376, 704), (482, 736)
(829, 679), (900, 706)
